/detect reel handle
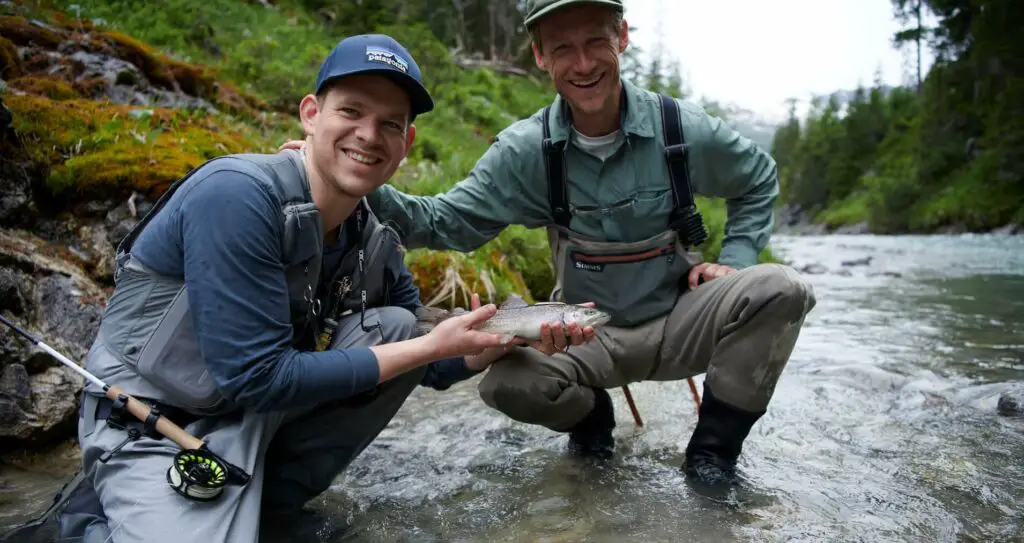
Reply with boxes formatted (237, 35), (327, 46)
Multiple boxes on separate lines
(105, 384), (203, 451)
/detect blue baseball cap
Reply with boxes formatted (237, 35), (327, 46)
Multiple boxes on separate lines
(314, 34), (434, 117)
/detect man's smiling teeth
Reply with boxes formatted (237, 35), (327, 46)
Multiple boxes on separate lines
(571, 74), (602, 88)
(346, 150), (379, 165)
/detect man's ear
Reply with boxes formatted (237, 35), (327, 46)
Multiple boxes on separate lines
(618, 18), (629, 53)
(298, 94), (320, 136)
(532, 41), (546, 70)
(403, 124), (417, 155)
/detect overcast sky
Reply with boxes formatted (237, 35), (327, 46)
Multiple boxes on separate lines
(624, 0), (935, 120)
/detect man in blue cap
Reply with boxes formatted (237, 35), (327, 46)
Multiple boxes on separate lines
(37, 34), (516, 543)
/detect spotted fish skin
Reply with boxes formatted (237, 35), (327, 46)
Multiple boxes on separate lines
(413, 294), (611, 342)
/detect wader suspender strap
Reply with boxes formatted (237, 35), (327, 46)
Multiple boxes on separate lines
(658, 95), (709, 247)
(541, 105), (571, 228)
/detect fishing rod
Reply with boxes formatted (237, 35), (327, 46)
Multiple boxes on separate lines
(0, 313), (250, 502)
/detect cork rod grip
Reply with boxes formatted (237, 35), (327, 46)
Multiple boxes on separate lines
(106, 385), (205, 451)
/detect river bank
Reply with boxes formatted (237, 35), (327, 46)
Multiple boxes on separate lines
(774, 203), (1023, 237)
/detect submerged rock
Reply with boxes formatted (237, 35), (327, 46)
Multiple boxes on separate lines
(997, 386), (1024, 417)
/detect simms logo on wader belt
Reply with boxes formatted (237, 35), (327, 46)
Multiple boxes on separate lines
(541, 94), (708, 247)
(572, 258), (604, 272)
(365, 46), (409, 73)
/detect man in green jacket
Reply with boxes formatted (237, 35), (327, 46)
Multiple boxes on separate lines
(284, 0), (816, 488)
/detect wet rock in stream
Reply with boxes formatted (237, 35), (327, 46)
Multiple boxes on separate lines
(996, 386), (1024, 417)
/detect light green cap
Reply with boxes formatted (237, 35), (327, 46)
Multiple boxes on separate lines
(523, 0), (624, 28)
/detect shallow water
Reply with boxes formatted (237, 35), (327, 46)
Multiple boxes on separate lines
(3, 234), (1024, 542)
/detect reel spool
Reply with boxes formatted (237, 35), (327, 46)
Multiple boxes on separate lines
(167, 448), (230, 501)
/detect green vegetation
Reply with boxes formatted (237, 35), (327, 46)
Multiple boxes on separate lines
(772, 0), (1023, 234)
(2, 0), (775, 306)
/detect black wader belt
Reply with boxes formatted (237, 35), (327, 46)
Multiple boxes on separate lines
(540, 94), (707, 246)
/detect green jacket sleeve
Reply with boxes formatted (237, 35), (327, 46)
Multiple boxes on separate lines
(368, 132), (551, 252)
(698, 112), (779, 269)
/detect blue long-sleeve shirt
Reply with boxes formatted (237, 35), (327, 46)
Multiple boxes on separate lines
(129, 158), (480, 413)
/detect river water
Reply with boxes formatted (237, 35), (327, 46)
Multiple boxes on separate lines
(2, 234), (1023, 542)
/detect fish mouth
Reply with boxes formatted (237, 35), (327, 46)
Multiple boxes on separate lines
(587, 312), (613, 327)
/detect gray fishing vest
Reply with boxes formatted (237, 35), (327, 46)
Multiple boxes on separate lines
(81, 149), (397, 416)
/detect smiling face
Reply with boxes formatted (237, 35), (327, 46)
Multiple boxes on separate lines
(298, 73), (416, 200)
(531, 4), (628, 124)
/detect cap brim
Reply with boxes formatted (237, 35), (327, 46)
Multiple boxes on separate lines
(316, 69), (434, 118)
(525, 0), (623, 27)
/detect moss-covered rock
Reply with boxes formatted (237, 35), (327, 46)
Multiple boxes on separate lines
(0, 36), (22, 79)
(8, 75), (79, 100)
(0, 15), (64, 49)
(5, 94), (258, 203)
(0, 12), (267, 116)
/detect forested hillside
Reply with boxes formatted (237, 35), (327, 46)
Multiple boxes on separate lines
(772, 0), (1023, 234)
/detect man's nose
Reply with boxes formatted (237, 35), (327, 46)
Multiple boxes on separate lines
(572, 49), (598, 74)
(353, 117), (381, 143)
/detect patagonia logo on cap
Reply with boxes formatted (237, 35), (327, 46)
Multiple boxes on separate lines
(365, 46), (409, 73)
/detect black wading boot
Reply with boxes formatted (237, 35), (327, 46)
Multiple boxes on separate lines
(682, 382), (765, 488)
(566, 386), (616, 460)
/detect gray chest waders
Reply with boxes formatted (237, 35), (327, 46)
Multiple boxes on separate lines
(0, 315), (251, 502)
(540, 94), (709, 425)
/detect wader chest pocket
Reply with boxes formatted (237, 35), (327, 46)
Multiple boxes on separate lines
(561, 234), (689, 327)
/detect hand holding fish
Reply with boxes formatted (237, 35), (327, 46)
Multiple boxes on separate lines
(525, 304), (598, 356)
(463, 294), (526, 371)
(422, 296), (509, 359)
(416, 294), (611, 360)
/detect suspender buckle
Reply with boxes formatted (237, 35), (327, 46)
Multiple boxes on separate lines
(663, 143), (688, 161)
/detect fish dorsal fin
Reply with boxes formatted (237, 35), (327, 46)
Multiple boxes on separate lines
(500, 293), (530, 309)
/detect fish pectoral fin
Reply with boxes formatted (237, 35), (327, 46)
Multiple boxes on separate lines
(499, 293), (530, 310)
(499, 333), (517, 344)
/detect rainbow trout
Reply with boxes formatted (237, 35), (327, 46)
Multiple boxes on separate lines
(414, 294), (612, 343)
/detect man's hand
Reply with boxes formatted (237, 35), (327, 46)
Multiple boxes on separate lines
(526, 301), (598, 356)
(688, 262), (736, 289)
(278, 140), (306, 152)
(463, 294), (524, 371)
(423, 294), (507, 359)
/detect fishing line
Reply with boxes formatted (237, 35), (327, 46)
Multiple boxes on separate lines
(0, 313), (250, 502)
